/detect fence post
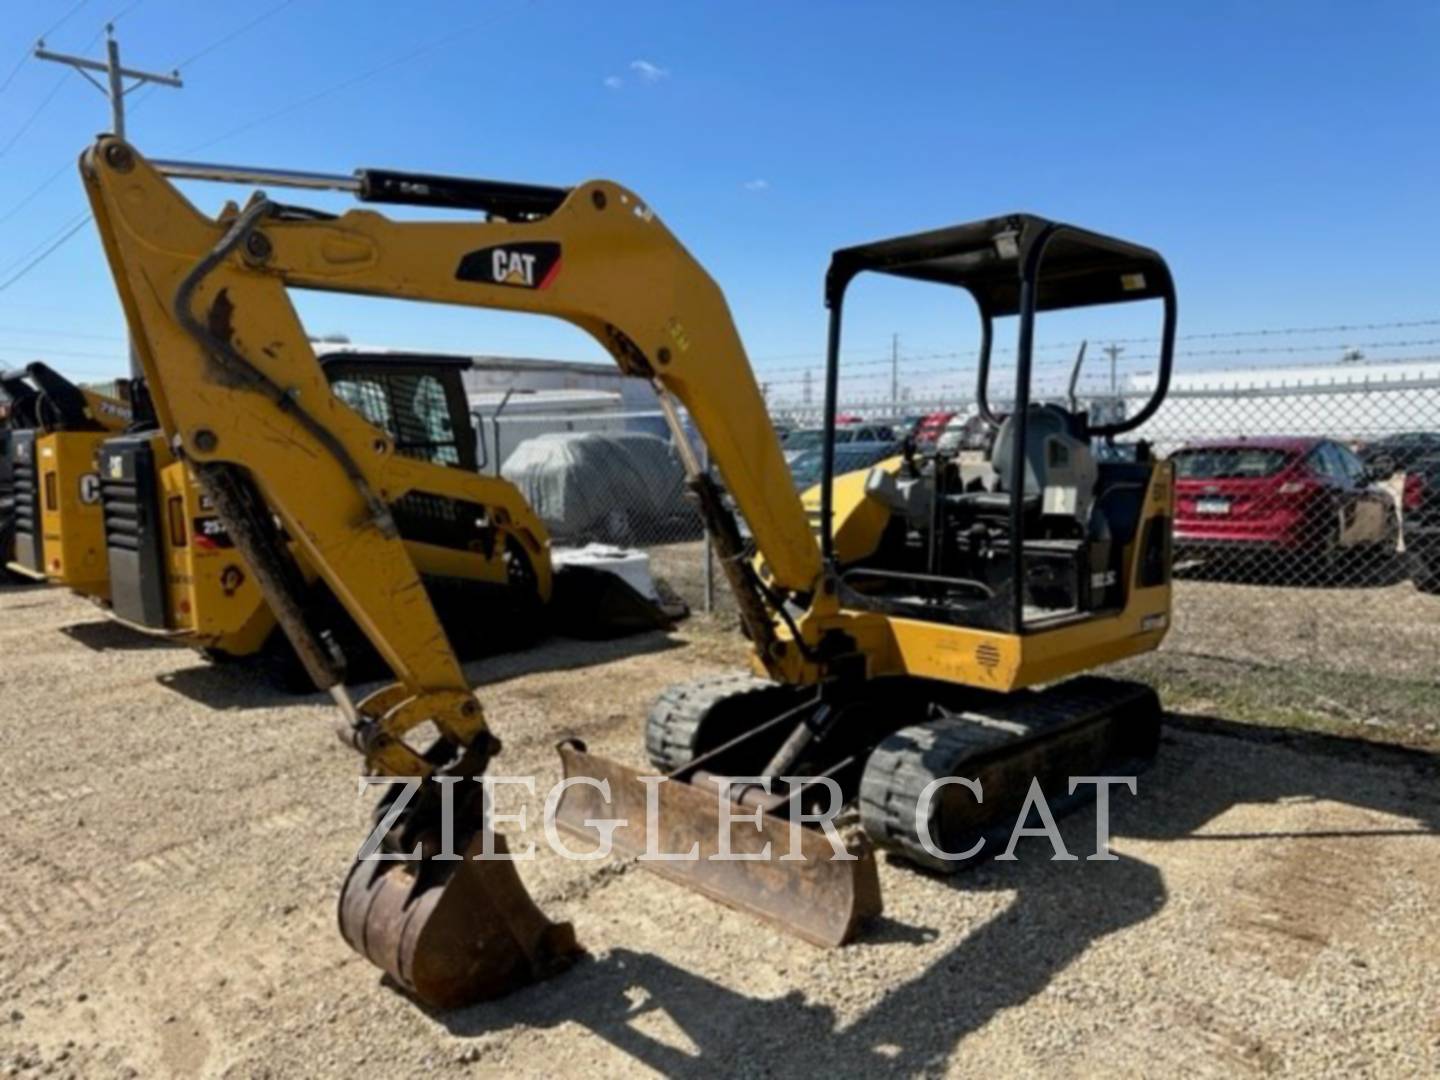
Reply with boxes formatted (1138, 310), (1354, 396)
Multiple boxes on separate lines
(702, 442), (715, 614)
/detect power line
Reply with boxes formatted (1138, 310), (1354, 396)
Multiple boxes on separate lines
(0, 73), (76, 159)
(0, 17), (119, 162)
(172, 0), (300, 71)
(0, 214), (93, 294)
(751, 316), (1440, 376)
(0, 211), (93, 280)
(0, 342), (126, 360)
(0, 160), (73, 226)
(0, 0), (92, 98)
(184, 0), (535, 153)
(0, 323), (123, 342)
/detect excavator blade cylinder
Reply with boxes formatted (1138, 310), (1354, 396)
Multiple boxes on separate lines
(553, 741), (882, 947)
(338, 832), (580, 1009)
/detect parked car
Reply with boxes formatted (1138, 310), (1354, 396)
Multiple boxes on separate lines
(1172, 437), (1398, 573)
(1359, 431), (1440, 476)
(911, 410), (956, 452)
(1402, 453), (1440, 593)
(894, 414), (928, 441)
(935, 409), (990, 456)
(781, 424), (895, 465)
(787, 441), (901, 492)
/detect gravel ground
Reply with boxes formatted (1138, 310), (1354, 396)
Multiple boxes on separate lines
(0, 583), (1438, 1078)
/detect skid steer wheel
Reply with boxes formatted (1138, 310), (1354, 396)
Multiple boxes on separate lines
(645, 673), (799, 772)
(504, 538), (545, 644)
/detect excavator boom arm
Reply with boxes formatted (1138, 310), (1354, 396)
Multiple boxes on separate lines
(83, 142), (820, 604)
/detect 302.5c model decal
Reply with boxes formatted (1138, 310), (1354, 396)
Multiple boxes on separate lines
(455, 242), (562, 290)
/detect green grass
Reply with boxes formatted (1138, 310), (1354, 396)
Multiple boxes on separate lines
(1117, 650), (1440, 753)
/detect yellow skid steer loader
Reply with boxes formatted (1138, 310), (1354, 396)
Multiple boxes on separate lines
(96, 350), (560, 689)
(6, 362), (134, 598)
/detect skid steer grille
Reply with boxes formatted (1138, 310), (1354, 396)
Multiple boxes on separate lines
(101, 471), (143, 551)
(10, 431), (41, 571)
(99, 434), (167, 627)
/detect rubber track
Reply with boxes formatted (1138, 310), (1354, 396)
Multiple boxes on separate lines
(645, 672), (789, 772)
(858, 677), (1158, 872)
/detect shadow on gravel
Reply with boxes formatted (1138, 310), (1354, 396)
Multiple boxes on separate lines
(464, 630), (684, 688)
(430, 712), (1440, 1073)
(58, 619), (186, 651)
(155, 662), (323, 710)
(152, 629), (684, 711)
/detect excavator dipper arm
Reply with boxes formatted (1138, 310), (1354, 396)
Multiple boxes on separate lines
(80, 137), (829, 1005)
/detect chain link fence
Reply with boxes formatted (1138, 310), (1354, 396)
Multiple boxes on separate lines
(475, 369), (1439, 689)
(474, 407), (714, 613)
(770, 370), (1440, 684)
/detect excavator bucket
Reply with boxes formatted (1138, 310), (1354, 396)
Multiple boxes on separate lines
(338, 832), (580, 1009)
(552, 740), (882, 947)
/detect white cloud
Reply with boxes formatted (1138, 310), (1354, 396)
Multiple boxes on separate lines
(603, 74), (624, 89)
(629, 59), (669, 82)
(743, 178), (770, 191)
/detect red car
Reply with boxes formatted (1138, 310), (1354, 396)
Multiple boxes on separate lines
(1172, 437), (1398, 567)
(912, 410), (956, 451)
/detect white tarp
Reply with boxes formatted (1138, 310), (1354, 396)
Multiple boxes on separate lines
(501, 431), (690, 542)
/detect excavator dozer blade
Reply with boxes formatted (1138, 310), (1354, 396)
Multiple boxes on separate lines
(338, 832), (580, 1009)
(553, 740), (882, 947)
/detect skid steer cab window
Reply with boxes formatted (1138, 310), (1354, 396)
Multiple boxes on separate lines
(326, 361), (478, 472)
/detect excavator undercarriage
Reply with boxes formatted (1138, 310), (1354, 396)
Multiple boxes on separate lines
(83, 137), (1176, 1007)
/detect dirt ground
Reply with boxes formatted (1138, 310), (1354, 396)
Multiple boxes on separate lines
(1, 583), (1438, 1078)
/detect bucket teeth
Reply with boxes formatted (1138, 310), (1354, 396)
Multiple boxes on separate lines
(338, 831), (580, 1009)
(552, 740), (882, 947)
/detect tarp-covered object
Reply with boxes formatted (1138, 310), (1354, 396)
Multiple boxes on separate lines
(501, 431), (694, 543)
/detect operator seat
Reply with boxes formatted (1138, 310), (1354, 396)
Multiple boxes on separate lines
(952, 403), (1096, 523)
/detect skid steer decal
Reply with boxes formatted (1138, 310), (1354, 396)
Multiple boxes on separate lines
(455, 242), (562, 289)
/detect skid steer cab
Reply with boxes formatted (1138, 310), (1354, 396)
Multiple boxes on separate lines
(4, 362), (135, 597)
(97, 351), (557, 690)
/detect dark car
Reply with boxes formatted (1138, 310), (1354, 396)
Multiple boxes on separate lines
(1172, 437), (1398, 573)
(1402, 454), (1440, 593)
(782, 424), (895, 465)
(1360, 432), (1440, 476)
(788, 441), (901, 492)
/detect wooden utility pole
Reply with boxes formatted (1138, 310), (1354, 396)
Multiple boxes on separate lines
(35, 25), (182, 378)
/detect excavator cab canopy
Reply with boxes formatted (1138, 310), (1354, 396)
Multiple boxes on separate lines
(826, 212), (1171, 316)
(818, 214), (1178, 635)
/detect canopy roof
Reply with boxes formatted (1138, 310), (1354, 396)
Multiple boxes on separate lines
(827, 213), (1171, 317)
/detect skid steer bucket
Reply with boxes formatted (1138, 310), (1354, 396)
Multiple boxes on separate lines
(552, 740), (882, 947)
(338, 832), (580, 1009)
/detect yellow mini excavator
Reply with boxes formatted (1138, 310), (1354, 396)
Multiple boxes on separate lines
(83, 137), (1175, 1008)
(6, 362), (135, 598)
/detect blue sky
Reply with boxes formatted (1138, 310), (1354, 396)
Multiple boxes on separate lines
(0, 1), (1436, 402)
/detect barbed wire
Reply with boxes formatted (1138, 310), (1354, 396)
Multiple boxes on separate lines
(751, 316), (1440, 376)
